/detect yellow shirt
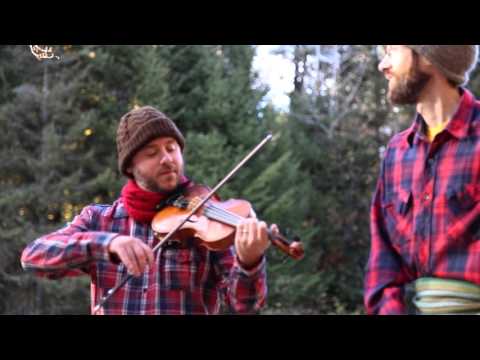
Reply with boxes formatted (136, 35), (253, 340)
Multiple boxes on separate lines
(426, 121), (449, 142)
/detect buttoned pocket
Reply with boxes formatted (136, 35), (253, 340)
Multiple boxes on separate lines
(446, 184), (480, 214)
(446, 184), (480, 242)
(161, 248), (198, 291)
(382, 189), (413, 251)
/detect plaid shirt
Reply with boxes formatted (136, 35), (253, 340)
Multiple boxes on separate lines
(21, 199), (267, 315)
(365, 89), (480, 315)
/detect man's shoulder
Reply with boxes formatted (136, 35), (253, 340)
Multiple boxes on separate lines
(470, 96), (480, 128)
(81, 199), (127, 220)
(386, 127), (412, 150)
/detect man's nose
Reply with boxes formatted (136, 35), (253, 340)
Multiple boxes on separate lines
(159, 150), (173, 164)
(378, 56), (389, 73)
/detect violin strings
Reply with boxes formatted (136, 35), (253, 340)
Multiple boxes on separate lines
(203, 210), (238, 227)
(204, 204), (244, 227)
(207, 204), (245, 224)
(207, 204), (243, 219)
(204, 204), (280, 244)
(204, 207), (241, 226)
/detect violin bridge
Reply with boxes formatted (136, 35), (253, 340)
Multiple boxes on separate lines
(187, 197), (202, 211)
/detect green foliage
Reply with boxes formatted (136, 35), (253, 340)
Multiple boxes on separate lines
(0, 45), (288, 314)
(2, 45), (479, 314)
(0, 45), (138, 313)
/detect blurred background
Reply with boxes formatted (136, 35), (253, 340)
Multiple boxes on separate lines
(1, 45), (479, 314)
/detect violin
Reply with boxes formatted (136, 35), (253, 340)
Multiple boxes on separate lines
(151, 184), (304, 260)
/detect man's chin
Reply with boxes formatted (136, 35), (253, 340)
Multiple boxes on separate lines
(388, 93), (417, 106)
(156, 176), (180, 193)
(388, 87), (409, 105)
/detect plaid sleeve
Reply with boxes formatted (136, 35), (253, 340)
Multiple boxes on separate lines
(21, 205), (119, 279)
(364, 160), (410, 315)
(213, 246), (267, 314)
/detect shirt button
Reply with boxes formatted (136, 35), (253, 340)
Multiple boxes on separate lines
(424, 194), (430, 201)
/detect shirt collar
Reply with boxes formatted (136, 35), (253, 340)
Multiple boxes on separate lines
(405, 88), (475, 147)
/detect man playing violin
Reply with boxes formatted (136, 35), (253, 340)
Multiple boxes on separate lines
(21, 106), (275, 315)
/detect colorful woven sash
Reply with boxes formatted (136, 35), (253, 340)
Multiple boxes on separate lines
(413, 278), (480, 315)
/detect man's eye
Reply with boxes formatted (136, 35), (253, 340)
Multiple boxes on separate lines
(146, 151), (156, 157)
(376, 45), (386, 59)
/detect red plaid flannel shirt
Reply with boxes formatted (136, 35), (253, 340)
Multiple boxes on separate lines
(365, 89), (480, 315)
(21, 199), (267, 315)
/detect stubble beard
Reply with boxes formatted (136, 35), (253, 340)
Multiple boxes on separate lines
(388, 60), (431, 106)
(133, 167), (182, 193)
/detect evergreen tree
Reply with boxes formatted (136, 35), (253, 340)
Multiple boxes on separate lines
(271, 45), (392, 313)
(0, 45), (140, 313)
(0, 45), (303, 314)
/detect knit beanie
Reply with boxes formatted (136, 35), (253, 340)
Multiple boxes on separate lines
(405, 45), (479, 86)
(116, 106), (185, 178)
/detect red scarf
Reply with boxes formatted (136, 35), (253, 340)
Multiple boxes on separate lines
(121, 176), (190, 223)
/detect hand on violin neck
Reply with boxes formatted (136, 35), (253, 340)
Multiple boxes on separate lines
(107, 235), (154, 277)
(235, 219), (277, 269)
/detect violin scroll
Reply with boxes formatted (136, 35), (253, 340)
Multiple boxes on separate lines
(268, 230), (304, 260)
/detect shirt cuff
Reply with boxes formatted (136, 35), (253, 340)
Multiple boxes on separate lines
(89, 233), (121, 263)
(234, 255), (266, 277)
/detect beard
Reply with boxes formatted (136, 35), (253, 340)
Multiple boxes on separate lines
(388, 60), (431, 105)
(132, 165), (182, 193)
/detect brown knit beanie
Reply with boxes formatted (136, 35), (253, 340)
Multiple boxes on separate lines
(405, 45), (479, 86)
(116, 106), (185, 178)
